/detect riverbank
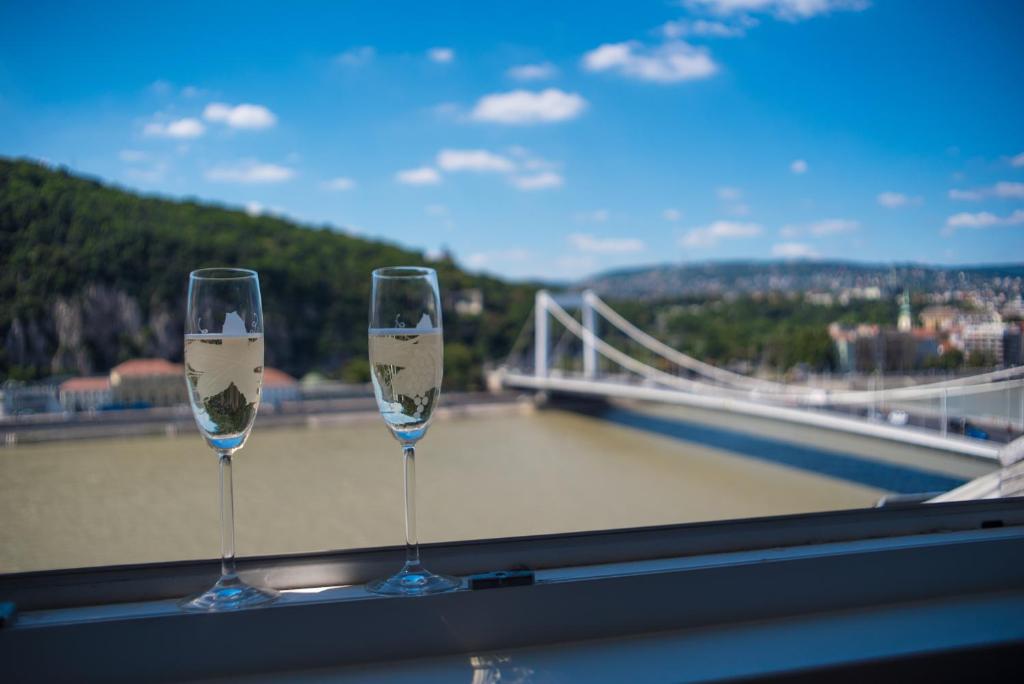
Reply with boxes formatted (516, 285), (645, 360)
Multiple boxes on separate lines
(0, 392), (525, 445)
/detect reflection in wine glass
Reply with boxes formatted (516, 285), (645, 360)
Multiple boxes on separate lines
(367, 266), (460, 595)
(181, 268), (277, 611)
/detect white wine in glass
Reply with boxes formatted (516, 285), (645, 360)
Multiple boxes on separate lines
(181, 268), (277, 611)
(367, 266), (459, 595)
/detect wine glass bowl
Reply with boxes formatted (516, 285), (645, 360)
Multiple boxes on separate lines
(181, 267), (278, 611)
(367, 266), (460, 595)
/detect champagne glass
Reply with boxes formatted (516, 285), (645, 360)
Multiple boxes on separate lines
(367, 266), (460, 595)
(181, 268), (277, 611)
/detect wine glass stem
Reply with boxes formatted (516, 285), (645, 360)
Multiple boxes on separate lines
(219, 451), (237, 579)
(403, 445), (421, 569)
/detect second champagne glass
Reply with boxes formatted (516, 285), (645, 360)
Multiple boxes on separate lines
(367, 266), (460, 595)
(182, 267), (277, 611)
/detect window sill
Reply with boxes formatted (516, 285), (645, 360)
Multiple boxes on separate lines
(3, 499), (1024, 682)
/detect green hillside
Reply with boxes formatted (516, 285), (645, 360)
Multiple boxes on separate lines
(0, 158), (538, 388)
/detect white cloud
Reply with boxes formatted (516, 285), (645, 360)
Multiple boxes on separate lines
(729, 203), (751, 216)
(149, 80), (173, 96)
(321, 177), (355, 191)
(437, 149), (515, 173)
(661, 18), (753, 38)
(790, 159), (808, 174)
(430, 101), (461, 118)
(685, 0), (870, 21)
(995, 181), (1024, 198)
(510, 171), (563, 190)
(944, 209), (1024, 234)
(181, 85), (202, 98)
(466, 248), (531, 269)
(119, 149), (147, 162)
(506, 146), (560, 173)
(809, 218), (859, 235)
(125, 162), (167, 183)
(427, 47), (455, 63)
(395, 166), (442, 185)
(772, 242), (819, 258)
(569, 233), (646, 253)
(334, 46), (375, 66)
(1012, 152), (1024, 167)
(205, 160), (295, 184)
(507, 62), (558, 81)
(948, 188), (983, 201)
(877, 191), (922, 208)
(203, 103), (277, 130)
(555, 254), (599, 276)
(582, 40), (717, 83)
(663, 208), (682, 221)
(716, 186), (742, 201)
(143, 117), (205, 139)
(521, 156), (558, 171)
(681, 220), (762, 247)
(576, 209), (610, 223)
(470, 89), (587, 124)
(245, 201), (264, 217)
(949, 181), (1024, 201)
(779, 225), (801, 238)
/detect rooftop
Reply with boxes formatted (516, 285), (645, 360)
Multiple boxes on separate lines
(59, 377), (110, 392)
(110, 359), (183, 377)
(263, 367), (298, 388)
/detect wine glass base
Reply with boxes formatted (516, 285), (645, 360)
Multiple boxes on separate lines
(367, 567), (461, 596)
(180, 575), (279, 612)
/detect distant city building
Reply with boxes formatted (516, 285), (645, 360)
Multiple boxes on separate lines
(262, 367), (300, 406)
(910, 329), (941, 366)
(920, 306), (958, 332)
(963, 323), (1006, 365)
(1003, 326), (1022, 366)
(897, 290), (912, 332)
(1002, 296), (1024, 320)
(829, 307), (941, 373)
(837, 286), (881, 305)
(59, 376), (112, 412)
(0, 380), (61, 417)
(110, 358), (187, 407)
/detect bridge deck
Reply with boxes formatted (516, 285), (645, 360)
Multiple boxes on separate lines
(501, 372), (1002, 460)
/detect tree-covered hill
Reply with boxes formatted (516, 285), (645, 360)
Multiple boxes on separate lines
(0, 158), (538, 388)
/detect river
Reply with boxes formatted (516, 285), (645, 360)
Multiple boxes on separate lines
(0, 401), (996, 574)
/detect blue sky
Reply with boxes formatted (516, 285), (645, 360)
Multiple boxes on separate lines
(1, 0), (1023, 280)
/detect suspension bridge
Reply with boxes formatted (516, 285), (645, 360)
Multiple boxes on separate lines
(492, 290), (1024, 461)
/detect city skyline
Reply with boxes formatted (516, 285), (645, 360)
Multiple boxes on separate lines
(2, 0), (1023, 279)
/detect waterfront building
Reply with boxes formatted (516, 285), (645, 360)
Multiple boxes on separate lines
(262, 367), (300, 406)
(58, 376), (112, 412)
(109, 359), (187, 408)
(0, 380), (61, 417)
(56, 360), (300, 412)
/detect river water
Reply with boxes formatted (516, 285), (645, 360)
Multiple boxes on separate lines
(0, 401), (996, 574)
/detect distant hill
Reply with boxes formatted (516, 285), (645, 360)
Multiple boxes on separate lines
(581, 260), (1024, 300)
(0, 158), (538, 387)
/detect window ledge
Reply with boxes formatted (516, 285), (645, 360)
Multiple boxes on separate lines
(3, 503), (1024, 682)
